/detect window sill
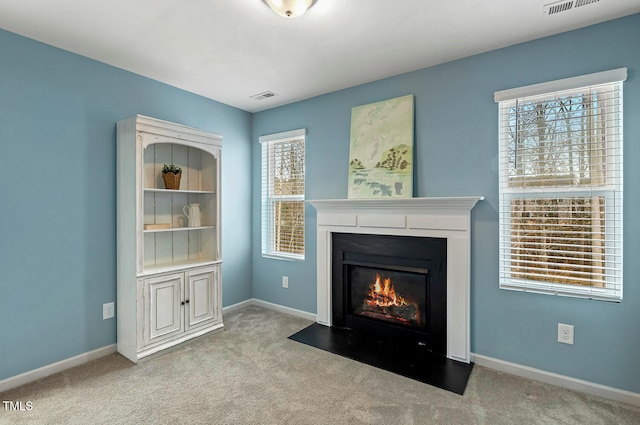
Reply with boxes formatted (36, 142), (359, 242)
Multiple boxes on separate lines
(262, 253), (305, 262)
(500, 280), (621, 303)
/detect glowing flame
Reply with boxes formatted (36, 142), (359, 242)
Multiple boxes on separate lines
(367, 273), (408, 308)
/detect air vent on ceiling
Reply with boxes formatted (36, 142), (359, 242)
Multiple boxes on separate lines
(250, 91), (278, 100)
(544, 0), (599, 16)
(575, 0), (600, 7)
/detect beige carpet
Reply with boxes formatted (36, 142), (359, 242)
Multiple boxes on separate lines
(1, 306), (639, 425)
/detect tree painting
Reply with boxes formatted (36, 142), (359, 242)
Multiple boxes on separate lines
(348, 95), (414, 198)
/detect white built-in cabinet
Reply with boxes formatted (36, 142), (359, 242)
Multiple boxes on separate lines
(116, 115), (223, 363)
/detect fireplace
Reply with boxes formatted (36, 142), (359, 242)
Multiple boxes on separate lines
(294, 197), (483, 394)
(308, 196), (483, 363)
(332, 233), (447, 355)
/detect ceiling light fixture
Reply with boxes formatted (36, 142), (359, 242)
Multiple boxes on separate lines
(262, 0), (317, 18)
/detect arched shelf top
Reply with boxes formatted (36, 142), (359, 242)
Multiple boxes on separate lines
(142, 138), (220, 159)
(133, 114), (222, 154)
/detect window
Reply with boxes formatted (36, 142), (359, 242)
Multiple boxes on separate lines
(260, 129), (306, 260)
(495, 69), (626, 301)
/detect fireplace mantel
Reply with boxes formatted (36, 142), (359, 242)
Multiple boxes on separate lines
(308, 196), (484, 363)
(308, 196), (483, 213)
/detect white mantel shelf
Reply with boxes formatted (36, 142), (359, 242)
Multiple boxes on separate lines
(307, 196), (484, 364)
(308, 196), (483, 212)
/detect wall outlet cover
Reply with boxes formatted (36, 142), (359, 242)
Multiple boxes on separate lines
(558, 323), (574, 345)
(103, 302), (115, 320)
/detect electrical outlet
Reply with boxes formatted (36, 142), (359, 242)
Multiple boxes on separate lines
(558, 323), (574, 345)
(103, 302), (115, 320)
(282, 276), (289, 288)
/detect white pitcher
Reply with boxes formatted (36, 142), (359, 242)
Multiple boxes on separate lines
(183, 203), (201, 227)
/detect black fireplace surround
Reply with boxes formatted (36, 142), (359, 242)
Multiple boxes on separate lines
(331, 233), (447, 356)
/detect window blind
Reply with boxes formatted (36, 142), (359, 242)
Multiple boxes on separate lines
(260, 129), (305, 260)
(496, 70), (624, 301)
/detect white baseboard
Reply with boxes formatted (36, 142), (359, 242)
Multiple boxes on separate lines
(223, 298), (316, 322)
(1, 301), (311, 394)
(222, 298), (255, 315)
(228, 301), (640, 406)
(472, 353), (640, 407)
(0, 344), (117, 393)
(5, 308), (635, 408)
(252, 298), (317, 321)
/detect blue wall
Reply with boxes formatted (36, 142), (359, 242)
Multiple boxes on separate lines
(0, 29), (253, 380)
(1, 13), (638, 394)
(251, 14), (640, 393)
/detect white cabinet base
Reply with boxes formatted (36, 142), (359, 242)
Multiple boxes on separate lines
(131, 264), (223, 363)
(137, 322), (224, 361)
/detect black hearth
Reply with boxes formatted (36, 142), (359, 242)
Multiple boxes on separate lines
(289, 323), (473, 395)
(332, 233), (447, 355)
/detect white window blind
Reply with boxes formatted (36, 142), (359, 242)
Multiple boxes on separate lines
(260, 129), (305, 260)
(495, 69), (625, 301)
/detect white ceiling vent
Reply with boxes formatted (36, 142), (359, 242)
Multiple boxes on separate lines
(250, 91), (279, 100)
(575, 0), (600, 7)
(544, 0), (599, 16)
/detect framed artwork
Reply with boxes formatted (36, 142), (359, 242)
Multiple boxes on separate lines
(348, 94), (414, 198)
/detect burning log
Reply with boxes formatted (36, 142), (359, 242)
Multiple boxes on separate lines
(362, 302), (418, 323)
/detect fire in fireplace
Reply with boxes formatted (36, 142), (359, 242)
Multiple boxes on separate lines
(360, 272), (420, 325)
(349, 267), (427, 329)
(332, 233), (446, 355)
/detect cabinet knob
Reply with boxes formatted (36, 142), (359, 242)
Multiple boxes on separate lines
(181, 301), (185, 306)
(186, 299), (190, 304)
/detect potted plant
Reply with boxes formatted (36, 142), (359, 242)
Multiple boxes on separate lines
(162, 164), (182, 190)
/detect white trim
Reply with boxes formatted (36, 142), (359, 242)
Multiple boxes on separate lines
(223, 298), (316, 322)
(251, 298), (317, 322)
(222, 298), (255, 315)
(497, 79), (624, 301)
(226, 301), (640, 406)
(0, 344), (117, 393)
(262, 252), (305, 262)
(494, 67), (627, 102)
(261, 133), (306, 261)
(472, 353), (640, 407)
(3, 309), (636, 407)
(308, 196), (483, 212)
(500, 280), (622, 303)
(259, 128), (306, 143)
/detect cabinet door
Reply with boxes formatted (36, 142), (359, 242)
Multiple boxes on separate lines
(144, 273), (184, 346)
(185, 267), (219, 330)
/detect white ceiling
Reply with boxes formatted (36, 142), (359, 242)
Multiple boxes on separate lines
(1, 0), (639, 112)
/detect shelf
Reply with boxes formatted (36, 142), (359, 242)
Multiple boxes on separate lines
(144, 188), (216, 194)
(143, 225), (216, 233)
(141, 259), (222, 276)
